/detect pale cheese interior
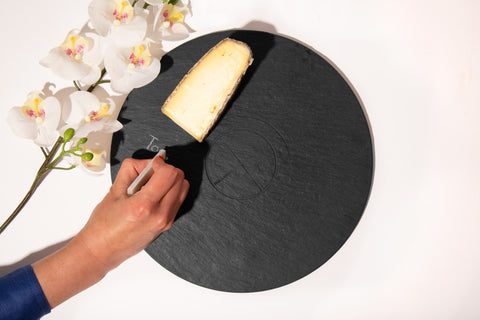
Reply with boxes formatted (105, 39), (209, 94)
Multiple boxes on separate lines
(162, 38), (253, 141)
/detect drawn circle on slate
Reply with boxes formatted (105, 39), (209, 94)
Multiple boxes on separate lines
(110, 30), (374, 292)
(205, 118), (281, 200)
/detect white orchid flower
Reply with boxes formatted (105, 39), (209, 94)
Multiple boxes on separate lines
(142, 0), (165, 5)
(63, 136), (107, 174)
(153, 2), (191, 41)
(40, 30), (105, 85)
(104, 42), (161, 93)
(88, 0), (148, 48)
(6, 91), (61, 147)
(68, 141), (107, 173)
(63, 91), (122, 138)
(81, 145), (107, 173)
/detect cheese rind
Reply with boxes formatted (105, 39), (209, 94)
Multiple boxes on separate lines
(161, 38), (253, 142)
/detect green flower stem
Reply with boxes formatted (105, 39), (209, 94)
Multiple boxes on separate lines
(49, 165), (77, 171)
(41, 147), (48, 158)
(73, 80), (82, 91)
(87, 68), (107, 92)
(0, 172), (45, 235)
(0, 136), (64, 235)
(42, 140), (83, 174)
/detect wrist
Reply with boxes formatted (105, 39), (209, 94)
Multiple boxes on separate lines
(68, 234), (112, 278)
(71, 225), (130, 280)
(32, 236), (109, 309)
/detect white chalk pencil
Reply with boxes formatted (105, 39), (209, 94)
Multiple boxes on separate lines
(127, 149), (166, 196)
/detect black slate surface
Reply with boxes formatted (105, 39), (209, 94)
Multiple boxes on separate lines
(110, 30), (374, 292)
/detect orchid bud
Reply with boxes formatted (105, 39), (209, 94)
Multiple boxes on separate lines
(82, 152), (94, 161)
(63, 128), (75, 142)
(78, 137), (88, 145)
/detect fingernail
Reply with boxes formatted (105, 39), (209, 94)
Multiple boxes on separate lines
(157, 155), (164, 161)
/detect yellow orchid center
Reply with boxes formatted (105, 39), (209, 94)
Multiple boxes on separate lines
(84, 103), (110, 123)
(128, 45), (151, 70)
(161, 5), (184, 29)
(113, 0), (133, 26)
(21, 95), (45, 125)
(61, 35), (88, 61)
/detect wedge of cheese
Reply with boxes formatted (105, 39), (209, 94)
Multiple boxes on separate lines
(161, 38), (253, 142)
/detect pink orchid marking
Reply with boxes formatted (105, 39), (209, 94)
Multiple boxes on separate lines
(60, 35), (89, 62)
(113, 1), (133, 26)
(64, 37), (86, 59)
(84, 103), (110, 123)
(127, 45), (151, 70)
(161, 7), (184, 29)
(23, 97), (46, 125)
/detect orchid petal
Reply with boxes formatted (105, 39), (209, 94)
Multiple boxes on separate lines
(65, 91), (121, 137)
(110, 58), (160, 93)
(40, 30), (105, 85)
(66, 91), (101, 127)
(61, 138), (107, 174)
(143, 0), (164, 5)
(80, 64), (102, 85)
(162, 23), (189, 41)
(104, 46), (128, 78)
(40, 97), (61, 130)
(6, 94), (61, 147)
(109, 15), (148, 47)
(153, 2), (191, 41)
(105, 42), (161, 94)
(171, 22), (189, 36)
(82, 32), (106, 67)
(102, 119), (123, 133)
(6, 107), (38, 140)
(33, 97), (61, 146)
(88, 0), (116, 36)
(40, 47), (91, 80)
(81, 145), (107, 173)
(75, 120), (104, 138)
(35, 125), (59, 147)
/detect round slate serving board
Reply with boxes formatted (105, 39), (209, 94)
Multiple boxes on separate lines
(110, 30), (374, 292)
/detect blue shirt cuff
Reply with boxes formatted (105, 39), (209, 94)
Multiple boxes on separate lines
(0, 264), (51, 320)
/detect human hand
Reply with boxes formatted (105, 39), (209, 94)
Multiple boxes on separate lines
(33, 157), (189, 308)
(75, 156), (190, 271)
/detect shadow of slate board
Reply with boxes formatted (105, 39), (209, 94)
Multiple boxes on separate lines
(110, 30), (374, 292)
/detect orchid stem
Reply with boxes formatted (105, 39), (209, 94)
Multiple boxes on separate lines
(0, 136), (64, 235)
(87, 68), (106, 92)
(40, 147), (48, 158)
(0, 174), (43, 235)
(73, 80), (82, 91)
(50, 165), (77, 171)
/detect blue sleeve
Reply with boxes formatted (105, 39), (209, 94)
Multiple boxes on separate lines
(0, 265), (51, 320)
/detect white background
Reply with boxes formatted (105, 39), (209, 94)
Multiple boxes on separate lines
(1, 0), (479, 319)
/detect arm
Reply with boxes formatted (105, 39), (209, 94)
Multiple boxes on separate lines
(32, 156), (189, 309)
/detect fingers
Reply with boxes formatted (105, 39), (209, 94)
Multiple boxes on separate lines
(112, 158), (151, 195)
(137, 156), (189, 232)
(139, 156), (184, 202)
(112, 157), (189, 233)
(150, 178), (190, 233)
